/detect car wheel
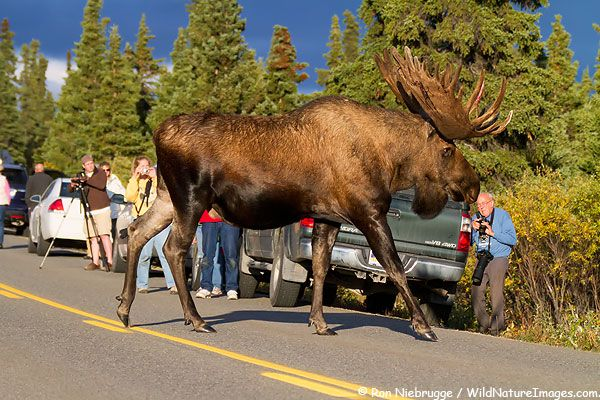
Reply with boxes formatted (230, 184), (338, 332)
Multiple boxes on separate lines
(15, 226), (25, 236)
(27, 231), (37, 253)
(35, 226), (50, 256)
(111, 235), (127, 273)
(238, 241), (258, 298)
(190, 243), (201, 291)
(365, 292), (397, 315)
(420, 302), (452, 327)
(269, 229), (303, 307)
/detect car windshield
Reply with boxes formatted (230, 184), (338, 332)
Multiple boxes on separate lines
(59, 182), (79, 198)
(4, 167), (27, 186)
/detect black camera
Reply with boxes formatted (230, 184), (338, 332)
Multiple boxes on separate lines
(472, 250), (494, 286)
(475, 218), (488, 235)
(70, 174), (87, 188)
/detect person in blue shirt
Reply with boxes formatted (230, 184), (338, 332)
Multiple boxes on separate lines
(471, 192), (517, 335)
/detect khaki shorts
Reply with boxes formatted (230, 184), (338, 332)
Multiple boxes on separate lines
(84, 209), (111, 238)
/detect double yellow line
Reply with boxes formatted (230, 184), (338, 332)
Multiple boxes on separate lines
(0, 282), (410, 399)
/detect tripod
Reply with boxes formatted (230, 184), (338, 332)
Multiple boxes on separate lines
(38, 194), (78, 269)
(78, 183), (110, 272)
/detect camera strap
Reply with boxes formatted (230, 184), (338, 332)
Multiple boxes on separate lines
(478, 209), (495, 253)
(134, 178), (153, 215)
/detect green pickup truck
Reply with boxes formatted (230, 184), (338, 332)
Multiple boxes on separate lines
(239, 189), (472, 325)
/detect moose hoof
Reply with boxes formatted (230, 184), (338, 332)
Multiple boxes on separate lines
(117, 311), (129, 328)
(416, 330), (438, 342)
(316, 328), (337, 336)
(194, 324), (216, 333)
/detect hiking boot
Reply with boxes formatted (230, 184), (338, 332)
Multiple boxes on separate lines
(196, 288), (211, 298)
(227, 290), (238, 300)
(84, 262), (99, 271)
(138, 288), (149, 294)
(211, 287), (223, 297)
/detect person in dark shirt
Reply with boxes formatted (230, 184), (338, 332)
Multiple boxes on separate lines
(25, 163), (53, 215)
(69, 154), (113, 271)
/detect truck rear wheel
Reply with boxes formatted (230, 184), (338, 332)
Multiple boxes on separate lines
(365, 292), (397, 315)
(420, 302), (452, 327)
(269, 229), (303, 307)
(238, 241), (258, 298)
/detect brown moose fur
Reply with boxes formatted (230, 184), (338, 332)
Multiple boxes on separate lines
(116, 95), (480, 341)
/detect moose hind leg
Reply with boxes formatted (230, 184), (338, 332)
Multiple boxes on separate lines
(308, 220), (340, 335)
(117, 193), (173, 327)
(354, 216), (437, 341)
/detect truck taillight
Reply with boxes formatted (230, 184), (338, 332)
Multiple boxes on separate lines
(48, 199), (64, 212)
(457, 212), (471, 253)
(300, 218), (314, 228)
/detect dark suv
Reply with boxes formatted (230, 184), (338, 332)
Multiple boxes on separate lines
(3, 162), (28, 235)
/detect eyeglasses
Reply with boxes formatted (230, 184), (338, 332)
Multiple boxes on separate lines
(477, 200), (493, 208)
(102, 168), (110, 172)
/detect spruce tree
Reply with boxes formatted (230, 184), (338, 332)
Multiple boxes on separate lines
(262, 25), (308, 114)
(0, 19), (20, 162)
(316, 15), (343, 88)
(342, 10), (360, 63)
(131, 14), (164, 136)
(43, 0), (108, 172)
(18, 40), (55, 169)
(93, 26), (142, 160)
(150, 0), (265, 127)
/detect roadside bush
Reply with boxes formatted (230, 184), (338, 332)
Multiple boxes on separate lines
(498, 171), (600, 350)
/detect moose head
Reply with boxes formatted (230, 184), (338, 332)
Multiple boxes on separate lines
(375, 47), (513, 218)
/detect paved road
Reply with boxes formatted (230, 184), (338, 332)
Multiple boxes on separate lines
(1, 233), (599, 400)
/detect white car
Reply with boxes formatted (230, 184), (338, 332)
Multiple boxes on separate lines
(28, 178), (87, 256)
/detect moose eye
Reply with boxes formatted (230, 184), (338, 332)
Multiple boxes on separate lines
(442, 147), (454, 158)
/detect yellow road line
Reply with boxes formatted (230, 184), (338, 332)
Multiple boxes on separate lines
(0, 282), (409, 399)
(83, 319), (133, 333)
(0, 289), (23, 299)
(262, 372), (363, 399)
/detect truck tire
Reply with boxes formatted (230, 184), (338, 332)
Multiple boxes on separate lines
(27, 231), (37, 253)
(269, 229), (303, 307)
(322, 283), (338, 306)
(238, 241), (259, 298)
(365, 292), (397, 315)
(111, 237), (127, 273)
(36, 227), (50, 256)
(420, 302), (452, 327)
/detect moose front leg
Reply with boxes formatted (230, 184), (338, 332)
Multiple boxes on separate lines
(354, 215), (438, 341)
(308, 220), (340, 335)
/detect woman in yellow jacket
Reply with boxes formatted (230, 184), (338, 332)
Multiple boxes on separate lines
(126, 156), (176, 294)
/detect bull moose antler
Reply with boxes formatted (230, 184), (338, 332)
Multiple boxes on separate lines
(374, 46), (513, 140)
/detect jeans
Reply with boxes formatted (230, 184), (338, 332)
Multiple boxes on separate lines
(195, 225), (223, 289)
(0, 205), (5, 246)
(200, 222), (240, 292)
(136, 224), (175, 289)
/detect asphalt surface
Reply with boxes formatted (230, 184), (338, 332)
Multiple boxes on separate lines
(1, 233), (599, 400)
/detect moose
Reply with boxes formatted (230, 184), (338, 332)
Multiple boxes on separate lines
(116, 47), (512, 341)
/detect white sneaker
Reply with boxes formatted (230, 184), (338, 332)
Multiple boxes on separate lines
(227, 290), (238, 300)
(195, 288), (211, 298)
(211, 287), (223, 297)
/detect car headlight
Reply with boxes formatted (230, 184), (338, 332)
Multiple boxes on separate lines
(9, 188), (17, 198)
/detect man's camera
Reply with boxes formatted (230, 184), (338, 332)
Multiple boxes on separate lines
(475, 218), (488, 235)
(472, 250), (494, 286)
(70, 175), (87, 188)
